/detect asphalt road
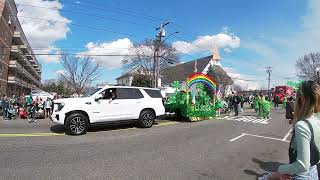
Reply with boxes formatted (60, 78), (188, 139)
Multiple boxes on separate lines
(0, 108), (292, 180)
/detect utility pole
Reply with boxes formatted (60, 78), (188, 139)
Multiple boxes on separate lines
(266, 66), (272, 100)
(153, 22), (169, 88)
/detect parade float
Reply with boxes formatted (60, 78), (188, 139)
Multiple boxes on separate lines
(164, 72), (220, 121)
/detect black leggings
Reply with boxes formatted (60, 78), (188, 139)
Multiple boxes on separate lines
(45, 108), (51, 116)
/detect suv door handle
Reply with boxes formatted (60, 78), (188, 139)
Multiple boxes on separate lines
(112, 102), (119, 104)
(137, 102), (141, 104)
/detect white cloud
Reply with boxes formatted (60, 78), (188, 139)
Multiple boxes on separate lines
(16, 0), (71, 63)
(34, 46), (61, 63)
(172, 28), (240, 54)
(78, 38), (133, 69)
(243, 0), (320, 80)
(242, 41), (276, 58)
(224, 67), (261, 90)
(223, 48), (232, 53)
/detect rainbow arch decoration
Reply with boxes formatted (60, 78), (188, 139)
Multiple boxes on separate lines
(187, 72), (217, 92)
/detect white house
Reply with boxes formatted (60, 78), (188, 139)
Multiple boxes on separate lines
(116, 72), (134, 86)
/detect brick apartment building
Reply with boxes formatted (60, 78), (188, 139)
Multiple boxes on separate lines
(0, 0), (42, 96)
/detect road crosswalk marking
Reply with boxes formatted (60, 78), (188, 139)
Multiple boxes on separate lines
(217, 115), (270, 124)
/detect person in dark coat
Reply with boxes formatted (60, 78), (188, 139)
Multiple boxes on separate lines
(2, 95), (8, 120)
(231, 92), (240, 116)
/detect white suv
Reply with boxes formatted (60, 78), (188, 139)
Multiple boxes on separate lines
(51, 86), (165, 135)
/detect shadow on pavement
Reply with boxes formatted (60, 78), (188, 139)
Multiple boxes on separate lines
(243, 169), (266, 177)
(158, 114), (192, 122)
(88, 123), (137, 132)
(50, 121), (164, 134)
(252, 158), (285, 172)
(244, 158), (285, 178)
(50, 125), (66, 134)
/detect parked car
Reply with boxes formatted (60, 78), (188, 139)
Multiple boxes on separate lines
(51, 86), (165, 135)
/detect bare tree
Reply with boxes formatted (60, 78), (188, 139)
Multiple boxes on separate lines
(296, 52), (320, 81)
(59, 53), (100, 95)
(122, 39), (179, 74)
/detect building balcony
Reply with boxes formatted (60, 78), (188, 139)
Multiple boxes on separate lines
(9, 61), (41, 88)
(8, 75), (39, 89)
(19, 45), (29, 54)
(8, 76), (22, 84)
(25, 54), (33, 61)
(10, 45), (23, 59)
(12, 31), (24, 45)
(12, 47), (41, 78)
(25, 54), (39, 66)
(9, 60), (23, 72)
(22, 68), (40, 86)
(20, 57), (40, 79)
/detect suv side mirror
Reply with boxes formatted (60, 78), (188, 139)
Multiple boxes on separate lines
(94, 94), (103, 101)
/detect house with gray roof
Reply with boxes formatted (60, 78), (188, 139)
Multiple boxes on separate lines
(160, 55), (233, 96)
(116, 48), (234, 97)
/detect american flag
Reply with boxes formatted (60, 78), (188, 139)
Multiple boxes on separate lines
(216, 86), (222, 99)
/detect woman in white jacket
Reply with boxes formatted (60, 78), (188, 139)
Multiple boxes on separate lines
(268, 81), (320, 180)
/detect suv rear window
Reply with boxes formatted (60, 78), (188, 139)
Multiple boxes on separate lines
(144, 89), (162, 98)
(117, 88), (144, 99)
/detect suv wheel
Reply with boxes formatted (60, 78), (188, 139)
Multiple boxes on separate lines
(138, 110), (155, 128)
(65, 113), (89, 135)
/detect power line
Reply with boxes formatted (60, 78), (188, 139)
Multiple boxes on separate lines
(16, 3), (155, 28)
(13, 15), (145, 39)
(1, 46), (132, 51)
(12, 2), (295, 84)
(61, 0), (164, 22)
(0, 52), (145, 57)
(53, 0), (162, 23)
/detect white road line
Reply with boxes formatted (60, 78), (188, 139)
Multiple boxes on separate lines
(244, 133), (289, 142)
(229, 133), (246, 142)
(241, 118), (249, 122)
(219, 115), (270, 124)
(259, 119), (270, 124)
(251, 117), (262, 123)
(282, 129), (292, 141)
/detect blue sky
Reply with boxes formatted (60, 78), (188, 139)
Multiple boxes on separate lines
(16, 0), (319, 90)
